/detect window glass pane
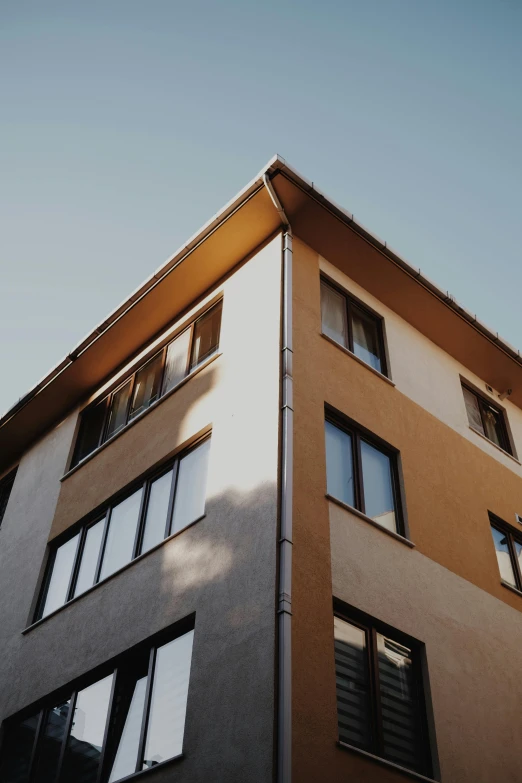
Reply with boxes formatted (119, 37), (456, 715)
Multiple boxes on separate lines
(360, 441), (397, 532)
(377, 634), (421, 772)
(334, 618), (372, 751)
(105, 381), (132, 440)
(171, 440), (211, 534)
(143, 630), (194, 768)
(129, 354), (164, 421)
(463, 387), (485, 435)
(189, 303), (222, 370)
(351, 305), (382, 372)
(140, 471), (173, 555)
(73, 519), (105, 598)
(41, 534), (80, 618)
(62, 675), (113, 783)
(515, 539), (522, 585)
(325, 421), (354, 507)
(321, 282), (348, 347)
(73, 401), (107, 466)
(163, 330), (191, 395)
(108, 666), (149, 783)
(481, 403), (505, 449)
(0, 713), (39, 783)
(491, 526), (516, 587)
(99, 489), (143, 581)
(33, 700), (71, 783)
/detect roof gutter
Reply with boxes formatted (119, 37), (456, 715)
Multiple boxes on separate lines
(263, 173), (293, 783)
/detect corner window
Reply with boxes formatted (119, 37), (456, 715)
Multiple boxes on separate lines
(0, 468), (17, 529)
(462, 383), (512, 454)
(334, 609), (433, 777)
(37, 437), (211, 621)
(0, 625), (194, 783)
(320, 279), (387, 375)
(325, 416), (403, 536)
(72, 301), (222, 468)
(490, 515), (522, 590)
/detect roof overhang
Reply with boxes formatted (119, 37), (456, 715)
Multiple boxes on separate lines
(2, 155), (522, 473)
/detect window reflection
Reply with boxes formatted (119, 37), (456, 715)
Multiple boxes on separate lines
(140, 470), (173, 555)
(325, 421), (354, 507)
(334, 617), (371, 751)
(321, 282), (348, 347)
(490, 525), (517, 587)
(62, 676), (113, 783)
(105, 381), (132, 440)
(171, 440), (210, 533)
(360, 441), (396, 532)
(41, 534), (79, 618)
(351, 306), (382, 373)
(73, 519), (105, 598)
(129, 353), (163, 421)
(190, 303), (222, 370)
(99, 490), (143, 581)
(143, 631), (194, 767)
(34, 700), (71, 783)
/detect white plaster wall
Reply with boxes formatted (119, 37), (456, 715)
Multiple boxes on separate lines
(320, 256), (522, 479)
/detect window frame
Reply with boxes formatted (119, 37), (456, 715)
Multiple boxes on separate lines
(325, 408), (406, 538)
(36, 435), (210, 623)
(0, 466), (17, 529)
(489, 513), (522, 591)
(320, 275), (389, 378)
(333, 601), (434, 779)
(0, 617), (195, 783)
(71, 300), (222, 469)
(461, 381), (513, 455)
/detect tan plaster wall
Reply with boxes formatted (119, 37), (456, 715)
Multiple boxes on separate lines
(291, 235), (522, 782)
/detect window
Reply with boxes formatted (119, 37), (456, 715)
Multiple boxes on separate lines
(325, 416), (404, 536)
(0, 468), (17, 528)
(334, 608), (433, 777)
(72, 302), (222, 467)
(462, 383), (512, 454)
(36, 437), (211, 621)
(0, 624), (194, 783)
(490, 515), (522, 591)
(320, 279), (387, 375)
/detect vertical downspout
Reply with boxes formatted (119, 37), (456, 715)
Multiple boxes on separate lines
(263, 174), (293, 783)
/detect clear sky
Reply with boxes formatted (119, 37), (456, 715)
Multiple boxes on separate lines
(1, 0), (521, 415)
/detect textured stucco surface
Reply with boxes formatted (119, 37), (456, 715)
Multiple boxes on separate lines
(291, 235), (522, 783)
(0, 235), (282, 783)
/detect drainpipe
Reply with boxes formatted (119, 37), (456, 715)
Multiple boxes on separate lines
(263, 174), (293, 783)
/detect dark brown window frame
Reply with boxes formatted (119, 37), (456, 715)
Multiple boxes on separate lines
(320, 275), (389, 378)
(489, 513), (522, 591)
(71, 300), (223, 468)
(0, 615), (195, 783)
(334, 600), (435, 779)
(325, 407), (407, 538)
(461, 381), (513, 456)
(0, 467), (17, 529)
(36, 434), (210, 623)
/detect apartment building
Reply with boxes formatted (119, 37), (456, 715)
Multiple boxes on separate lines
(1, 156), (522, 783)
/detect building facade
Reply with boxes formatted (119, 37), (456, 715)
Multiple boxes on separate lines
(1, 157), (522, 783)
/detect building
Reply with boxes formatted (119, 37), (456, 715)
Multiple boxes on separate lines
(1, 156), (522, 783)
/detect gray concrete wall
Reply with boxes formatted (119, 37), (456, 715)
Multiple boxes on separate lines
(0, 235), (282, 783)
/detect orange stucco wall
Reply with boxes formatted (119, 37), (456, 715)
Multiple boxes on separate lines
(292, 236), (522, 782)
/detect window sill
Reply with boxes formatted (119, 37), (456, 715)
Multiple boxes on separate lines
(501, 580), (522, 598)
(111, 753), (184, 783)
(62, 352), (222, 481)
(22, 515), (206, 634)
(468, 426), (520, 464)
(337, 742), (437, 783)
(326, 494), (415, 548)
(321, 333), (395, 386)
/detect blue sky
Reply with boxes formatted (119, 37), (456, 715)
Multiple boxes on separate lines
(1, 0), (521, 414)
